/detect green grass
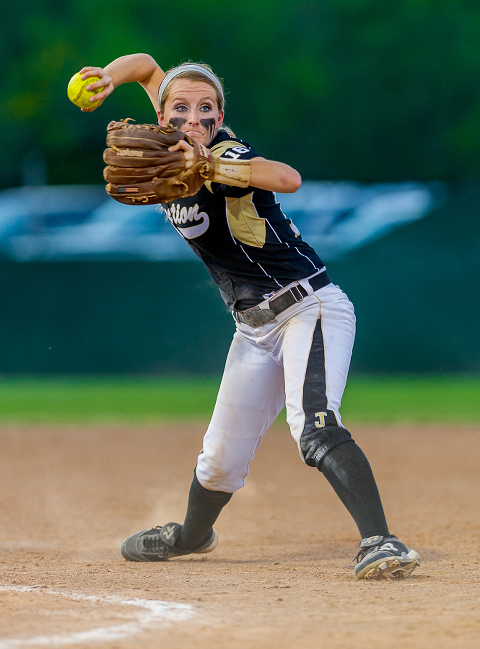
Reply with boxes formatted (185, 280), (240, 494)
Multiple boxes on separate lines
(0, 375), (478, 424)
(0, 376), (221, 424)
(342, 374), (480, 424)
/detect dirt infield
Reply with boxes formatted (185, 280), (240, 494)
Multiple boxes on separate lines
(0, 422), (479, 649)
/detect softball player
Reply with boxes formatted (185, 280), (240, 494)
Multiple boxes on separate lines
(81, 55), (420, 579)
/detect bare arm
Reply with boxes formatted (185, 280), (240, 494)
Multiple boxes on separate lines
(78, 53), (164, 112)
(249, 157), (301, 193)
(172, 141), (301, 194)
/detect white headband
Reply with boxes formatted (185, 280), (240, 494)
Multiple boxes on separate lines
(158, 64), (224, 109)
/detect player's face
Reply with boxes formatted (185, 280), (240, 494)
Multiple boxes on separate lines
(158, 79), (224, 146)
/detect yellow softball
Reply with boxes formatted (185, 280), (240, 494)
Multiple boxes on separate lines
(67, 72), (103, 109)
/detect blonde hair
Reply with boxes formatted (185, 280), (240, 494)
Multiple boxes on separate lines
(159, 62), (225, 113)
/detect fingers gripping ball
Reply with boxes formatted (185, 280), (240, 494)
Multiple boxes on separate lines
(103, 120), (212, 205)
(67, 73), (103, 109)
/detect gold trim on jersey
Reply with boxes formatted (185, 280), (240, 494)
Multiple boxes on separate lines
(210, 140), (245, 157)
(204, 140), (251, 194)
(226, 194), (266, 248)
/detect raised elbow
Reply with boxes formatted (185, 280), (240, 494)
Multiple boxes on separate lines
(281, 169), (302, 193)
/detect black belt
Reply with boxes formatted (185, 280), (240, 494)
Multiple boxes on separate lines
(233, 272), (331, 327)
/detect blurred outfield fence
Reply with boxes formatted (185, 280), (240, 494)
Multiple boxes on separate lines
(0, 182), (478, 374)
(0, 181), (437, 262)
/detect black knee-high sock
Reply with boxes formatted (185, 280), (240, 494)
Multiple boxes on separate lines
(319, 441), (390, 539)
(176, 471), (233, 551)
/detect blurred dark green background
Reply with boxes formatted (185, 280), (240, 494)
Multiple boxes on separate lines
(1, 0), (479, 376)
(4, 0), (480, 188)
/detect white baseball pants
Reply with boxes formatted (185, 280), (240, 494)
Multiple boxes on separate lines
(196, 281), (356, 492)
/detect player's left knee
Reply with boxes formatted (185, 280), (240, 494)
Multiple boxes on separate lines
(300, 423), (353, 469)
(195, 458), (246, 493)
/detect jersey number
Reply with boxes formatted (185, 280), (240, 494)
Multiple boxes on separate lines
(223, 146), (250, 159)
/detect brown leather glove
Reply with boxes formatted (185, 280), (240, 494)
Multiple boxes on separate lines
(103, 120), (212, 204)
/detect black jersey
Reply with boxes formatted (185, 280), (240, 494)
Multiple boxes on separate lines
(162, 130), (326, 310)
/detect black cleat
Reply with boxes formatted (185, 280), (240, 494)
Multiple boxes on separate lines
(354, 535), (420, 580)
(121, 522), (218, 562)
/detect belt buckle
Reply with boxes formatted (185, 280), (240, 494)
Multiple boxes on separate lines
(244, 307), (276, 327)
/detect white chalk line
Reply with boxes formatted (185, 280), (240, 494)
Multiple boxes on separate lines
(0, 583), (195, 647)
